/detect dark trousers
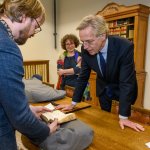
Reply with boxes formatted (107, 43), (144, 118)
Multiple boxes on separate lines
(99, 95), (112, 112)
(99, 86), (119, 112)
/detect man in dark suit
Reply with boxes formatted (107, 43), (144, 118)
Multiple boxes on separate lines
(57, 15), (144, 132)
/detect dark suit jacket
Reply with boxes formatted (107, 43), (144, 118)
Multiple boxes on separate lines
(72, 35), (137, 117)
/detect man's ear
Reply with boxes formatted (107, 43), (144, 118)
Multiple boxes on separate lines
(100, 33), (106, 41)
(18, 14), (26, 23)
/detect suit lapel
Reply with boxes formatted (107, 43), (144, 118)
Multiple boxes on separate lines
(95, 54), (104, 78)
(106, 38), (116, 80)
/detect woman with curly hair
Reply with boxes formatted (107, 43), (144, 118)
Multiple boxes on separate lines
(57, 34), (82, 90)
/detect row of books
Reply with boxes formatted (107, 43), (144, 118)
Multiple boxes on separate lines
(109, 26), (134, 39)
(108, 17), (134, 28)
(109, 26), (127, 35)
(109, 30), (134, 39)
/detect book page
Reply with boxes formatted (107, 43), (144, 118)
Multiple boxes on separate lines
(41, 110), (76, 124)
(44, 103), (55, 110)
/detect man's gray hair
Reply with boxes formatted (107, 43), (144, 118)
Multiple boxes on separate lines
(76, 15), (109, 37)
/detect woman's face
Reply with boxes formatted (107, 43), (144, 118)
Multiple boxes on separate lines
(65, 39), (75, 52)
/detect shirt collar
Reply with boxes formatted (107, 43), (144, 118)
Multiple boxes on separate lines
(100, 38), (108, 54)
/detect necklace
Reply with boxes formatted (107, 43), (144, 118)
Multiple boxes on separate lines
(0, 19), (14, 40)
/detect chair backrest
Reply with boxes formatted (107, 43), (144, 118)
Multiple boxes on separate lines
(65, 85), (75, 98)
(23, 60), (50, 82)
(21, 134), (39, 150)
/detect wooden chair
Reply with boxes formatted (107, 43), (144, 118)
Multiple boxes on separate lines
(21, 135), (39, 150)
(64, 85), (89, 102)
(64, 85), (75, 98)
(42, 81), (54, 88)
(23, 60), (50, 83)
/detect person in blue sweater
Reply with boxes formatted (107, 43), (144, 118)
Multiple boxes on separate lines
(0, 0), (58, 149)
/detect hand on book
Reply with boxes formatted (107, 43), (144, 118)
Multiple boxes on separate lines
(48, 119), (60, 134)
(55, 104), (75, 111)
(41, 103), (76, 124)
(30, 105), (52, 119)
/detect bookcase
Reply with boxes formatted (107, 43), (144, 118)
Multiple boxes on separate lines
(108, 17), (134, 40)
(88, 3), (149, 107)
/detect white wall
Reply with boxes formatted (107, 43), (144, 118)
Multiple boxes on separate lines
(1, 0), (150, 109)
(20, 0), (59, 85)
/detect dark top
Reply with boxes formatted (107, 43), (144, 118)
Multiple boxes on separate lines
(57, 50), (81, 89)
(72, 35), (137, 117)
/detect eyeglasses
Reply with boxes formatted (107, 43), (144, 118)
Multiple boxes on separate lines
(34, 18), (42, 34)
(82, 39), (96, 46)
(81, 33), (105, 46)
(65, 42), (75, 46)
(81, 38), (99, 46)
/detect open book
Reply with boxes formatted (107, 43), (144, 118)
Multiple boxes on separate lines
(41, 103), (76, 124)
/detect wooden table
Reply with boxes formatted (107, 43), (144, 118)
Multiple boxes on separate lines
(23, 97), (150, 150)
(77, 107), (150, 150)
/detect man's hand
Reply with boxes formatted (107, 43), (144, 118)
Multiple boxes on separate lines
(30, 106), (59, 134)
(30, 105), (51, 119)
(48, 119), (60, 134)
(55, 104), (75, 111)
(119, 118), (145, 132)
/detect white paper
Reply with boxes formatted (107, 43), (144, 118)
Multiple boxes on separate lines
(145, 142), (150, 148)
(44, 103), (55, 110)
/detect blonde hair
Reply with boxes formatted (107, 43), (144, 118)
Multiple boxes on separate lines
(76, 15), (109, 37)
(0, 0), (45, 23)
